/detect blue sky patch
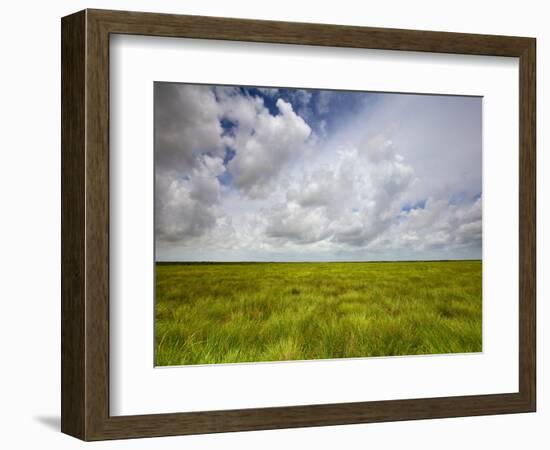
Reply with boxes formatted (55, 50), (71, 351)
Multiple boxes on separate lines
(402, 199), (427, 212)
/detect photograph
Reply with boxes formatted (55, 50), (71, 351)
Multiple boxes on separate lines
(51, 4), (537, 443)
(154, 82), (483, 366)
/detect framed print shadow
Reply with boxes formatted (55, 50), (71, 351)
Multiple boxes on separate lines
(61, 9), (536, 441)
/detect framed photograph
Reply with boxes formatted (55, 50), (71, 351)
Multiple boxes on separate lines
(61, 9), (536, 440)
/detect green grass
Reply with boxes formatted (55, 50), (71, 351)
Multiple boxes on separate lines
(155, 261), (482, 366)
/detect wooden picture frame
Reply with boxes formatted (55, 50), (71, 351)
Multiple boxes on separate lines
(61, 9), (536, 441)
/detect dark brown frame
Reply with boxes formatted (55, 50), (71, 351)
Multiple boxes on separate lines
(61, 9), (536, 441)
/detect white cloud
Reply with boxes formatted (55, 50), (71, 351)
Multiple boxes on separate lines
(290, 89), (313, 109)
(225, 97), (312, 198)
(265, 203), (332, 245)
(154, 84), (482, 261)
(256, 87), (279, 97)
(155, 84), (226, 174)
(154, 85), (313, 245)
(372, 196), (482, 254)
(261, 134), (416, 248)
(315, 90), (332, 115)
(155, 155), (225, 243)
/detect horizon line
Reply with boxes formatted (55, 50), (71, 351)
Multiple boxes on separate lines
(156, 259), (482, 264)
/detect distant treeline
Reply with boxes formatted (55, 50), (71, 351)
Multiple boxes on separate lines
(156, 260), (482, 265)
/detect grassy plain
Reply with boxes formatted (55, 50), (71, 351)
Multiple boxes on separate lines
(155, 261), (482, 366)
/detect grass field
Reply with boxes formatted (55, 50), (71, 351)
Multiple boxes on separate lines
(155, 261), (482, 366)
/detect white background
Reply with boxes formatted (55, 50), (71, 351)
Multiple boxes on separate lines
(110, 35), (519, 415)
(0, 0), (547, 448)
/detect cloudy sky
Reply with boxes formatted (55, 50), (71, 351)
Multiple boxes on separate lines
(155, 83), (481, 262)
